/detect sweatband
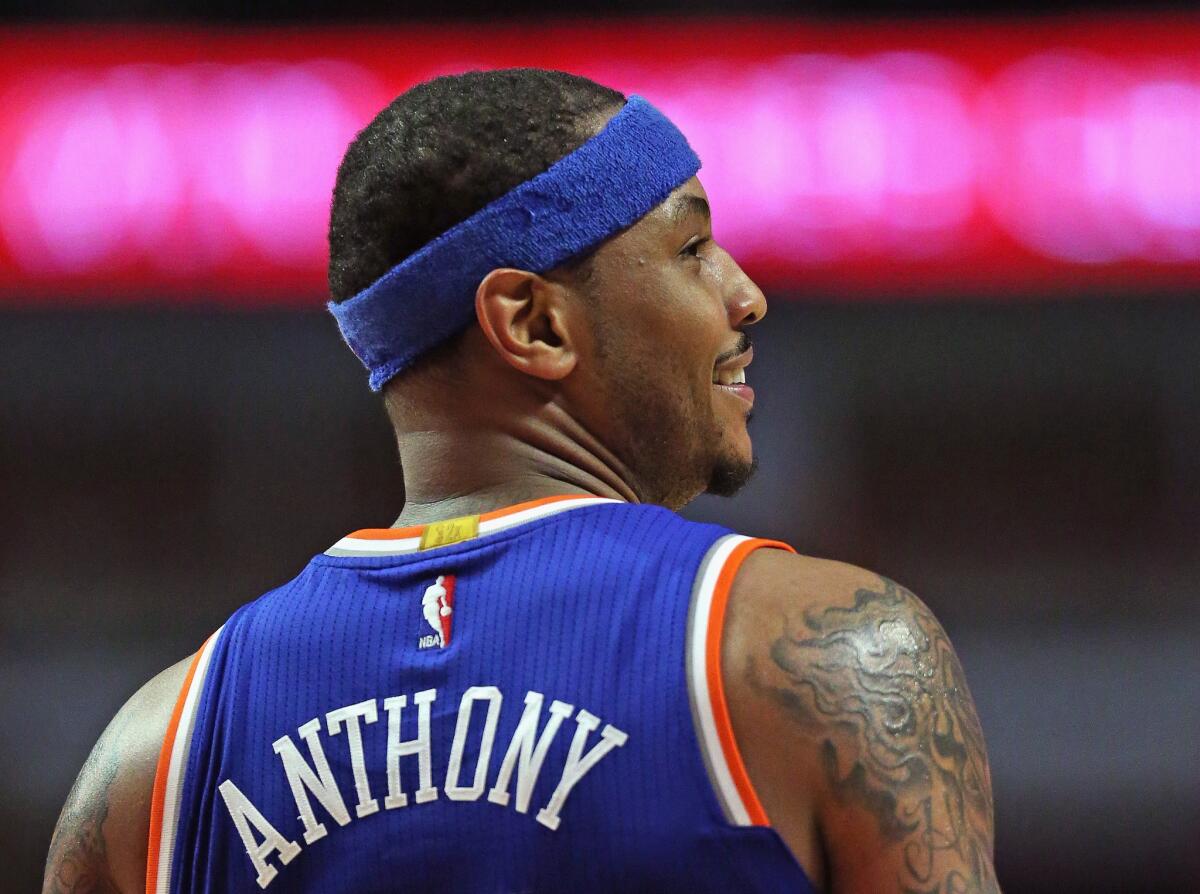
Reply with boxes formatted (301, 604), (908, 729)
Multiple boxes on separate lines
(329, 94), (701, 391)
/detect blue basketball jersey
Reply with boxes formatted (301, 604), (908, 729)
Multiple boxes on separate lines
(146, 496), (816, 893)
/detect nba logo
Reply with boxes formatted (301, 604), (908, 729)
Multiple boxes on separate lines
(419, 575), (455, 649)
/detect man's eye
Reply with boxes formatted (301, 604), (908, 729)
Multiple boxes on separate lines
(681, 238), (705, 257)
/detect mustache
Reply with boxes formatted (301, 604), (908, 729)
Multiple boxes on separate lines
(714, 332), (753, 366)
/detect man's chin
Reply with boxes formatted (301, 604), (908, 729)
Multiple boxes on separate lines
(705, 455), (759, 498)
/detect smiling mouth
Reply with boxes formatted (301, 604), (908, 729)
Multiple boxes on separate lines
(712, 344), (753, 384)
(711, 346), (755, 407)
(713, 367), (746, 386)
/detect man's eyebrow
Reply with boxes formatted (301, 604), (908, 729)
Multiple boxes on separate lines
(666, 194), (711, 226)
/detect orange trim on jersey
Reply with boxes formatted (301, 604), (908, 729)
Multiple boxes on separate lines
(144, 635), (213, 894)
(344, 494), (600, 540)
(704, 537), (796, 827)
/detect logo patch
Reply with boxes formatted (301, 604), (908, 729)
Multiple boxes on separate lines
(419, 574), (455, 649)
(419, 515), (479, 550)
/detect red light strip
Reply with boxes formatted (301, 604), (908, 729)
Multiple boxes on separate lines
(1, 18), (1199, 305)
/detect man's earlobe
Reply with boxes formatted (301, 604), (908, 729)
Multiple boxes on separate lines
(475, 268), (577, 381)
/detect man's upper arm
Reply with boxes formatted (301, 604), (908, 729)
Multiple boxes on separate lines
(43, 656), (193, 894)
(725, 549), (999, 894)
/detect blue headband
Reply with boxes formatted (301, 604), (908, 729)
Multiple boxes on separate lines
(329, 95), (701, 391)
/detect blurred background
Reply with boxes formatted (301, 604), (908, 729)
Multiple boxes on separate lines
(2, 1), (1198, 892)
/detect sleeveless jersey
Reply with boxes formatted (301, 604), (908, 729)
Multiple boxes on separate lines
(145, 496), (817, 893)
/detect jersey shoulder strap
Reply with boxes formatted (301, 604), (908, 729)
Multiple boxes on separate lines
(685, 534), (795, 827)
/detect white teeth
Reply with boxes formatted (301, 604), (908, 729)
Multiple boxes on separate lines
(713, 368), (746, 386)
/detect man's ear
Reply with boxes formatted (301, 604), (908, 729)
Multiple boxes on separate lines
(474, 268), (579, 381)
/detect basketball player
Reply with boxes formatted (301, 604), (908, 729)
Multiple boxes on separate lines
(44, 70), (999, 893)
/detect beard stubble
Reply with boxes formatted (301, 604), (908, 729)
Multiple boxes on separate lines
(590, 317), (758, 509)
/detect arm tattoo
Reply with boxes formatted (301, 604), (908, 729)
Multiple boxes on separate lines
(757, 577), (998, 894)
(44, 716), (128, 894)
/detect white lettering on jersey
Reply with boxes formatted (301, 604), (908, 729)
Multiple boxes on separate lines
(487, 691), (573, 813)
(536, 709), (629, 831)
(444, 685), (503, 801)
(383, 688), (438, 808)
(326, 699), (380, 818)
(220, 686), (628, 887)
(271, 718), (352, 844)
(217, 778), (301, 888)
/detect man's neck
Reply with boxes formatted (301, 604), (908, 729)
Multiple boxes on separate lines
(390, 428), (639, 529)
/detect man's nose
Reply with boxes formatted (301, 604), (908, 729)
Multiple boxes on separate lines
(724, 253), (768, 328)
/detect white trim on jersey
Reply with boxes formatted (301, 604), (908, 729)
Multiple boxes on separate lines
(153, 625), (224, 894)
(685, 534), (756, 826)
(325, 496), (623, 556)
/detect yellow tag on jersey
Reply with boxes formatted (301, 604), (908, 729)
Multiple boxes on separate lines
(419, 514), (481, 550)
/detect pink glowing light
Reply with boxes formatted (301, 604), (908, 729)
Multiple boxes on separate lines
(0, 20), (1199, 303)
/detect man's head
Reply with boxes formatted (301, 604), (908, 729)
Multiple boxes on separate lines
(328, 69), (767, 510)
(328, 69), (623, 302)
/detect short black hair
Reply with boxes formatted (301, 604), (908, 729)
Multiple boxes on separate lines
(327, 69), (625, 302)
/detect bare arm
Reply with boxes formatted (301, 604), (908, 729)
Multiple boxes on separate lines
(725, 551), (998, 894)
(44, 657), (192, 894)
(43, 713), (128, 894)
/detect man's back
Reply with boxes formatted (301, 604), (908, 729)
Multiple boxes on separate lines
(44, 495), (996, 893)
(146, 497), (814, 893)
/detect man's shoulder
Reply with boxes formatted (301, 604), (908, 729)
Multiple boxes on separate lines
(728, 547), (964, 655)
(721, 547), (999, 892)
(722, 547), (966, 752)
(730, 547), (883, 612)
(43, 655), (193, 894)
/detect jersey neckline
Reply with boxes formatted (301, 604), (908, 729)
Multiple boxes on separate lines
(325, 494), (625, 557)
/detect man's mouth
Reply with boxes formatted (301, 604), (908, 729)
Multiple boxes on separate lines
(713, 367), (746, 386)
(712, 346), (755, 407)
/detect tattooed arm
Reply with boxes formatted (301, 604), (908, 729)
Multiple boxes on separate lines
(723, 551), (999, 894)
(43, 656), (192, 894)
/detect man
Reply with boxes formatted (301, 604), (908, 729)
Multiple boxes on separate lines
(44, 69), (999, 893)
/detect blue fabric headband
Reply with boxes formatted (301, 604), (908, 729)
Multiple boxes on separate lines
(329, 95), (701, 391)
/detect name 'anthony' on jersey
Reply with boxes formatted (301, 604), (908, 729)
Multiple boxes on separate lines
(146, 496), (817, 894)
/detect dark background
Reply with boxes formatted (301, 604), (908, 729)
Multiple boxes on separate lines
(3, 2), (1200, 893)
